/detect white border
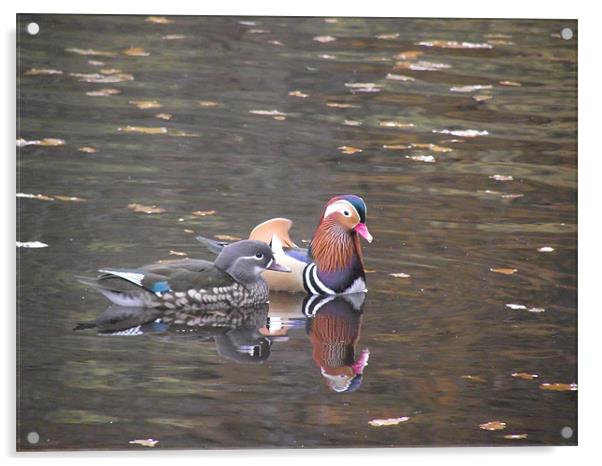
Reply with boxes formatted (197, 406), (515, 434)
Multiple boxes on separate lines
(3, 1), (600, 464)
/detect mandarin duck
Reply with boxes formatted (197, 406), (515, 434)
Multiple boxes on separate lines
(76, 240), (290, 310)
(305, 293), (369, 393)
(196, 195), (373, 295)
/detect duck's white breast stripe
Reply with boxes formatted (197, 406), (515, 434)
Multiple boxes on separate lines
(311, 266), (336, 295)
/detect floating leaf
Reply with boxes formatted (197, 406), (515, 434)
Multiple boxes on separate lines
(199, 101), (219, 107)
(268, 40), (284, 46)
(17, 138), (65, 147)
(87, 60), (105, 66)
(343, 120), (363, 126)
(406, 155), (435, 163)
(506, 304), (527, 310)
(183, 229), (195, 234)
(66, 48), (114, 56)
(169, 130), (200, 137)
(393, 51), (423, 60)
(417, 40), (492, 49)
(145, 16), (173, 24)
(395, 61), (451, 71)
(72, 73), (134, 83)
(128, 203), (166, 214)
(238, 21), (257, 26)
(538, 246), (555, 252)
(313, 35), (336, 43)
(389, 273), (411, 278)
(450, 84), (493, 93)
(376, 33), (399, 40)
(192, 210), (216, 217)
(25, 68), (63, 76)
(461, 375), (486, 383)
(384, 143), (451, 152)
(169, 250), (187, 256)
(155, 113), (172, 120)
(325, 102), (360, 108)
(288, 90), (309, 98)
(324, 18), (338, 24)
(319, 54), (336, 60)
(473, 95), (492, 102)
(379, 121), (415, 129)
(214, 234), (242, 241)
(501, 193), (524, 199)
(479, 421), (506, 431)
(16, 241), (48, 248)
(123, 47), (150, 57)
(433, 129), (488, 137)
(99, 68), (121, 75)
(386, 73), (415, 82)
(118, 126), (168, 135)
(528, 307), (545, 313)
(512, 372), (539, 380)
(129, 438), (159, 447)
(345, 82), (383, 93)
(54, 195), (86, 202)
(338, 146), (363, 155)
(490, 174), (514, 181)
(16, 193), (54, 201)
(540, 383), (577, 392)
(249, 109), (287, 116)
(247, 29), (268, 34)
(369, 417), (410, 427)
(78, 147), (97, 153)
(500, 80), (521, 87)
(163, 34), (186, 40)
(504, 434), (528, 440)
(490, 268), (518, 275)
(86, 88), (121, 97)
(129, 100), (162, 109)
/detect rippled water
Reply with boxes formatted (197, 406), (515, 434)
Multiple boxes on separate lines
(17, 15), (577, 450)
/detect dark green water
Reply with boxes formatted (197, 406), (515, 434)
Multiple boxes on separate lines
(17, 15), (577, 450)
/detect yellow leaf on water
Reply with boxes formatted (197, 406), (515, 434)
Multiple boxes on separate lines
(504, 434), (528, 440)
(461, 375), (486, 383)
(87, 60), (105, 66)
(66, 48), (114, 56)
(100, 68), (122, 75)
(289, 90), (309, 98)
(389, 273), (411, 278)
(338, 146), (363, 155)
(490, 268), (518, 275)
(199, 101), (219, 107)
(183, 229), (195, 234)
(129, 100), (162, 109)
(192, 210), (216, 217)
(499, 80), (521, 87)
(73, 73), (134, 83)
(86, 88), (121, 97)
(17, 138), (66, 147)
(369, 417), (410, 427)
(364, 268), (377, 274)
(512, 372), (539, 380)
(540, 383), (577, 391)
(118, 126), (168, 135)
(145, 16), (174, 24)
(214, 234), (242, 241)
(155, 113), (172, 120)
(169, 250), (187, 256)
(123, 47), (150, 57)
(394, 51), (423, 60)
(78, 147), (97, 153)
(473, 95), (492, 102)
(313, 35), (336, 43)
(128, 203), (166, 214)
(129, 438), (159, 447)
(25, 68), (63, 76)
(479, 421), (506, 431)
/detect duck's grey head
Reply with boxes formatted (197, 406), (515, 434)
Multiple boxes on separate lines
(214, 240), (290, 284)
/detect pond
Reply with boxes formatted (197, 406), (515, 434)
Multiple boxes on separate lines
(17, 15), (577, 450)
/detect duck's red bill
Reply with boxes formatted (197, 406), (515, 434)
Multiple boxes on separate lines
(354, 223), (373, 243)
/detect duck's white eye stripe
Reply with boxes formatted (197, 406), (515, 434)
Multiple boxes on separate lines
(324, 200), (359, 219)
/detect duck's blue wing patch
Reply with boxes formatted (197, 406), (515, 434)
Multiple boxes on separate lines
(284, 248), (310, 264)
(150, 280), (171, 293)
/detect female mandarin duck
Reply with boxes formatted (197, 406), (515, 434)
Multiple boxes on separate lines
(197, 194), (372, 295)
(76, 240), (290, 310)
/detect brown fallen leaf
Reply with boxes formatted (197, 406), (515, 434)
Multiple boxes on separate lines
(540, 383), (577, 392)
(512, 372), (539, 380)
(289, 90), (309, 98)
(192, 210), (216, 217)
(129, 100), (162, 109)
(16, 193), (54, 201)
(417, 40), (492, 49)
(54, 195), (86, 202)
(169, 250), (187, 256)
(183, 229), (195, 234)
(364, 268), (377, 274)
(369, 417), (410, 427)
(214, 234), (242, 241)
(123, 47), (150, 57)
(78, 147), (97, 153)
(499, 80), (521, 87)
(501, 194), (524, 199)
(17, 138), (65, 147)
(386, 73), (415, 82)
(86, 88), (121, 97)
(73, 73), (134, 83)
(25, 68), (63, 76)
(199, 101), (219, 107)
(394, 51), (423, 60)
(118, 126), (168, 135)
(490, 268), (518, 275)
(145, 16), (174, 24)
(155, 113), (172, 120)
(479, 421), (507, 431)
(249, 109), (286, 116)
(343, 120), (363, 126)
(461, 375), (486, 383)
(163, 34), (186, 40)
(490, 174), (514, 181)
(376, 33), (399, 40)
(66, 48), (114, 56)
(450, 84), (493, 93)
(313, 35), (336, 43)
(473, 95), (492, 102)
(379, 121), (415, 129)
(87, 60), (105, 66)
(129, 438), (159, 447)
(389, 273), (411, 278)
(325, 102), (360, 108)
(395, 61), (451, 71)
(338, 146), (363, 155)
(128, 203), (166, 214)
(504, 434), (528, 440)
(100, 68), (122, 75)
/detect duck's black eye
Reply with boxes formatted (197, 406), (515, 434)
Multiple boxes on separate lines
(343, 210), (351, 217)
(255, 252), (264, 259)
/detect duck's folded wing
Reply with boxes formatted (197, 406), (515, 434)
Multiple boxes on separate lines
(76, 268), (172, 294)
(283, 247), (310, 264)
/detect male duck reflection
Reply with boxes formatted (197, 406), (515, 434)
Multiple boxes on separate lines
(197, 194), (373, 295)
(76, 240), (290, 310)
(305, 293), (369, 393)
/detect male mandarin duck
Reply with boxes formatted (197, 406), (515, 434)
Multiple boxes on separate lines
(197, 194), (373, 295)
(76, 240), (290, 310)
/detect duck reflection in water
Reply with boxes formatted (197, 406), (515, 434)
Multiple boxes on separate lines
(74, 304), (275, 363)
(303, 293), (369, 393)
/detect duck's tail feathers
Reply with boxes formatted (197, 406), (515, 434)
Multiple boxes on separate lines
(75, 275), (155, 307)
(195, 235), (227, 255)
